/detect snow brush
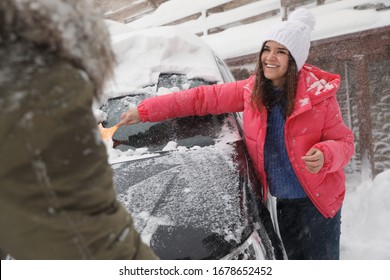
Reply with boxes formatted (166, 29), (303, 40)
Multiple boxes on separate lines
(98, 123), (118, 142)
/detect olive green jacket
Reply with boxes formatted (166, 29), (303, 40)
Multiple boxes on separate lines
(0, 41), (157, 260)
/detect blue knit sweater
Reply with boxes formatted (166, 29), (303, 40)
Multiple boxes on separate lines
(264, 89), (307, 199)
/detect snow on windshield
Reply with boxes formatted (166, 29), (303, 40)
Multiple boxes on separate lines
(104, 96), (241, 165)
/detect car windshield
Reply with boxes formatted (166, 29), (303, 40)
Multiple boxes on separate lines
(100, 73), (223, 152)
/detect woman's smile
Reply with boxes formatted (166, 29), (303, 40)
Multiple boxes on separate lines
(261, 41), (290, 87)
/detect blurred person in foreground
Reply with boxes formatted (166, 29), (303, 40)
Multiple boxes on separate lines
(116, 8), (354, 260)
(0, 0), (157, 260)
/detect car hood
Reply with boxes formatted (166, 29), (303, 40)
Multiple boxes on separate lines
(112, 140), (255, 259)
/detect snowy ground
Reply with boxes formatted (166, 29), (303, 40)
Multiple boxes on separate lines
(341, 170), (390, 259)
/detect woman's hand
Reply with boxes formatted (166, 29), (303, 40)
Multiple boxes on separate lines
(301, 148), (324, 174)
(116, 108), (141, 127)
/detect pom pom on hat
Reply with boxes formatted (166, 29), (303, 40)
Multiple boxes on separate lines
(261, 8), (316, 70)
(289, 8), (316, 31)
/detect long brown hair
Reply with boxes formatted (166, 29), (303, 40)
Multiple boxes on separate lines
(251, 42), (298, 118)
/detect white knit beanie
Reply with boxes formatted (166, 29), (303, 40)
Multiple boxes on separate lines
(261, 8), (316, 70)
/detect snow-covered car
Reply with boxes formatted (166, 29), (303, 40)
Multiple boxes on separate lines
(97, 24), (284, 259)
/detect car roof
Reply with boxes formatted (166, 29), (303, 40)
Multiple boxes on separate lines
(99, 25), (224, 105)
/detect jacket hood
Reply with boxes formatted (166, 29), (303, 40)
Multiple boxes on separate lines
(290, 64), (340, 116)
(299, 64), (341, 104)
(0, 0), (115, 98)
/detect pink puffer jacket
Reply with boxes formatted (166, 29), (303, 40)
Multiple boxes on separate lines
(138, 64), (354, 218)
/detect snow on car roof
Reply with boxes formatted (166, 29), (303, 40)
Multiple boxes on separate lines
(101, 25), (223, 104)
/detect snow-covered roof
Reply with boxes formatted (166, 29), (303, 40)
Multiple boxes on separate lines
(127, 0), (234, 29)
(127, 0), (390, 59)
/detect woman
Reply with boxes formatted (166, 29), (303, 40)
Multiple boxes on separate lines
(117, 8), (354, 260)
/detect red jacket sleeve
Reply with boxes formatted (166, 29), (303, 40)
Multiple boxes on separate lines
(137, 78), (250, 122)
(313, 96), (355, 173)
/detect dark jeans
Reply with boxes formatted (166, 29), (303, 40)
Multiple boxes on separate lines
(277, 197), (341, 260)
